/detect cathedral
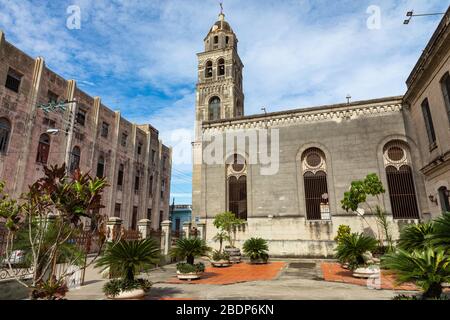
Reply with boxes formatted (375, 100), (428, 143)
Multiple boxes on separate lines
(192, 9), (450, 257)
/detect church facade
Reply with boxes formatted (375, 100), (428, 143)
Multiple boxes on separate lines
(192, 10), (450, 257)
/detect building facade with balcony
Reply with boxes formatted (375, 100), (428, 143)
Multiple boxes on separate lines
(0, 30), (172, 231)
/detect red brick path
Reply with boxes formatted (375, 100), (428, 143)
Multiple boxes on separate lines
(166, 262), (287, 285)
(321, 262), (418, 291)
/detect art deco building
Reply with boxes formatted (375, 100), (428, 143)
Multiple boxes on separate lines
(0, 30), (172, 231)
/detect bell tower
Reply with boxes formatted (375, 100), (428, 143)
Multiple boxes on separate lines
(194, 9), (244, 138)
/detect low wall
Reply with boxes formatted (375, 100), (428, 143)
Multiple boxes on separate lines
(0, 279), (31, 300)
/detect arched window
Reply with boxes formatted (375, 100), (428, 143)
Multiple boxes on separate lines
(383, 141), (419, 219)
(218, 58), (225, 76)
(205, 61), (213, 78)
(96, 155), (105, 178)
(227, 154), (247, 220)
(438, 186), (450, 213)
(225, 36), (230, 45)
(302, 148), (330, 220)
(0, 118), (11, 154)
(36, 133), (50, 164)
(214, 36), (219, 44)
(236, 100), (243, 117)
(208, 96), (221, 121)
(70, 146), (81, 173)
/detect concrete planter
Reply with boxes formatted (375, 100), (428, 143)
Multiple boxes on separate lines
(176, 271), (202, 280)
(211, 260), (231, 267)
(249, 258), (268, 265)
(353, 265), (380, 278)
(224, 247), (241, 264)
(107, 289), (146, 300)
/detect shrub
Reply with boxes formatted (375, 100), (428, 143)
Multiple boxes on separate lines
(211, 250), (230, 261)
(176, 262), (205, 274)
(96, 239), (160, 282)
(382, 248), (450, 299)
(243, 238), (269, 262)
(398, 222), (434, 252)
(334, 225), (351, 244)
(213, 212), (246, 248)
(170, 238), (210, 265)
(428, 212), (450, 251)
(103, 278), (152, 298)
(335, 233), (378, 270)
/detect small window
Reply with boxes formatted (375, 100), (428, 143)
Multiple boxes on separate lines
(47, 90), (59, 103)
(117, 164), (124, 187)
(121, 132), (128, 147)
(218, 58), (225, 76)
(0, 118), (12, 153)
(225, 36), (229, 45)
(42, 117), (56, 128)
(147, 208), (152, 220)
(96, 156), (105, 178)
(135, 170), (140, 192)
(76, 108), (86, 126)
(101, 122), (109, 138)
(69, 146), (81, 173)
(440, 72), (450, 123)
(205, 61), (213, 78)
(208, 96), (221, 121)
(137, 142), (143, 155)
(132, 207), (138, 230)
(114, 203), (121, 218)
(149, 175), (153, 196)
(162, 156), (167, 171)
(151, 149), (156, 164)
(421, 98), (437, 149)
(36, 133), (50, 164)
(214, 36), (219, 44)
(5, 68), (22, 93)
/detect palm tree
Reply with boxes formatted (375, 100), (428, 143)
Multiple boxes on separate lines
(398, 222), (434, 252)
(170, 238), (210, 265)
(243, 238), (269, 262)
(213, 232), (230, 253)
(428, 212), (450, 251)
(382, 248), (450, 299)
(96, 239), (160, 282)
(335, 233), (378, 269)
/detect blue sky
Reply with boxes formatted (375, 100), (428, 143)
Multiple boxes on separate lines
(0, 0), (447, 205)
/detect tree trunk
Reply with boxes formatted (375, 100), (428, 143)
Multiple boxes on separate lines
(186, 255), (194, 265)
(423, 283), (442, 299)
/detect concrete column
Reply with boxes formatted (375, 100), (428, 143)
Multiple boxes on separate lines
(106, 217), (122, 242)
(161, 220), (172, 256)
(197, 221), (206, 241)
(182, 221), (192, 239)
(138, 219), (151, 239)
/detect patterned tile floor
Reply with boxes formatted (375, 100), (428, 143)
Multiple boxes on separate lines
(165, 262), (287, 285)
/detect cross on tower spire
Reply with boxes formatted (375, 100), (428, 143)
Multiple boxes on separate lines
(220, 2), (224, 14)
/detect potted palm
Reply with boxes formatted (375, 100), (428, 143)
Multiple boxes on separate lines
(243, 238), (269, 264)
(210, 232), (231, 267)
(95, 239), (160, 299)
(213, 212), (246, 264)
(334, 232), (379, 278)
(170, 238), (210, 280)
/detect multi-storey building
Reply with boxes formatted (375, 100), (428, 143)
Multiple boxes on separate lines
(0, 30), (172, 231)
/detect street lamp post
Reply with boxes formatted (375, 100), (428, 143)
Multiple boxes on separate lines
(37, 99), (77, 170)
(404, 10), (445, 24)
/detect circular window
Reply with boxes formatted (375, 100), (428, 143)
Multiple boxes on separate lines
(306, 153), (322, 168)
(387, 146), (405, 162)
(230, 154), (245, 172)
(232, 162), (244, 172)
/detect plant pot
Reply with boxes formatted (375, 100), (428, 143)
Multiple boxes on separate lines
(211, 260), (231, 267)
(249, 258), (268, 265)
(341, 263), (350, 270)
(107, 289), (145, 300)
(176, 271), (201, 280)
(352, 265), (380, 278)
(224, 247), (241, 264)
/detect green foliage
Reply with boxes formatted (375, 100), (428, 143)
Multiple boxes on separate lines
(213, 212), (246, 247)
(335, 233), (378, 270)
(30, 277), (69, 300)
(428, 212), (450, 251)
(392, 294), (419, 300)
(170, 238), (211, 265)
(334, 225), (351, 244)
(103, 278), (152, 298)
(341, 173), (385, 212)
(243, 238), (269, 262)
(382, 248), (450, 299)
(96, 239), (160, 282)
(375, 206), (394, 252)
(176, 262), (205, 274)
(212, 231), (230, 253)
(398, 222), (434, 253)
(211, 250), (230, 261)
